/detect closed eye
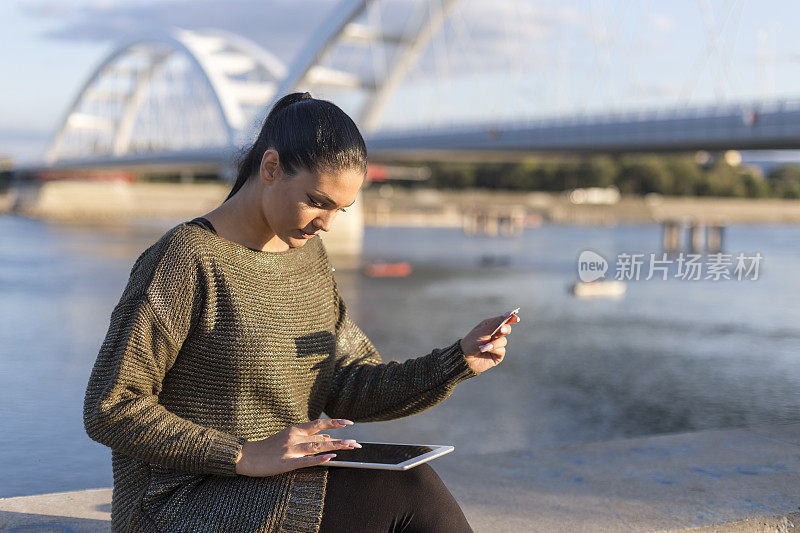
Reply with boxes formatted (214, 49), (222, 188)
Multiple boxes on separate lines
(308, 195), (347, 213)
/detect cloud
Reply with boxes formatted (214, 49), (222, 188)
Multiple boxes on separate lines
(18, 0), (589, 73)
(19, 0), (336, 62)
(398, 0), (592, 75)
(18, 1), (76, 18)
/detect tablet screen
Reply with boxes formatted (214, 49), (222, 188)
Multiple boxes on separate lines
(315, 443), (434, 465)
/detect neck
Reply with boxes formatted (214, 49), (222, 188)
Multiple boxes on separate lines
(204, 181), (290, 252)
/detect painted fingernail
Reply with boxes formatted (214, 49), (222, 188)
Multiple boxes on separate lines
(479, 343), (493, 352)
(323, 454), (336, 460)
(338, 419), (354, 425)
(342, 440), (361, 448)
(321, 434), (331, 438)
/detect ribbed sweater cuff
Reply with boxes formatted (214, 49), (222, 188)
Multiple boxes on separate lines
(205, 430), (246, 477)
(437, 339), (480, 386)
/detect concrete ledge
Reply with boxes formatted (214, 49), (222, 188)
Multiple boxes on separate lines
(0, 487), (111, 532)
(676, 513), (799, 533)
(2, 423), (799, 532)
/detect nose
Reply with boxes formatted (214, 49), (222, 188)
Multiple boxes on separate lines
(313, 211), (336, 232)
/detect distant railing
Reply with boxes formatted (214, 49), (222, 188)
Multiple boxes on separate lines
(374, 97), (800, 136)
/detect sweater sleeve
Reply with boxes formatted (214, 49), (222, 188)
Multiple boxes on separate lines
(83, 231), (244, 476)
(323, 283), (479, 422)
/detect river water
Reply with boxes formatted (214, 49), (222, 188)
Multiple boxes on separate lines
(1, 215), (798, 497)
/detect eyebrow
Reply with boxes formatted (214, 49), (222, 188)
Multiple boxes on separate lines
(312, 190), (356, 208)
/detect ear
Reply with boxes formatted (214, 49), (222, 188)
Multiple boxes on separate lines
(259, 149), (280, 185)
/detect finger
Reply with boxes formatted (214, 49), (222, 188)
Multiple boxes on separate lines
(480, 326), (509, 343)
(305, 434), (332, 442)
(478, 336), (506, 352)
(295, 453), (337, 468)
(295, 418), (354, 435)
(294, 440), (328, 455)
(491, 325), (513, 338)
(300, 439), (360, 455)
(478, 318), (505, 341)
(478, 341), (493, 352)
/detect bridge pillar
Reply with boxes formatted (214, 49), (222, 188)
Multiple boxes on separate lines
(688, 220), (706, 253)
(661, 216), (727, 255)
(462, 207), (525, 237)
(485, 212), (499, 236)
(661, 219), (683, 252)
(498, 207), (525, 237)
(318, 190), (364, 265)
(707, 223), (726, 254)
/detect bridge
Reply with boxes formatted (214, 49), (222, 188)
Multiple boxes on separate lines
(36, 0), (800, 173)
(13, 0), (800, 255)
(368, 99), (800, 160)
(42, 0), (460, 172)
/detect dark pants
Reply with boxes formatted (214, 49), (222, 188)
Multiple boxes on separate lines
(319, 463), (474, 533)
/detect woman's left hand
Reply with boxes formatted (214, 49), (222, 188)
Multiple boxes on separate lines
(459, 312), (521, 374)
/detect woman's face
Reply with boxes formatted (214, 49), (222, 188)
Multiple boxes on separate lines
(262, 164), (364, 248)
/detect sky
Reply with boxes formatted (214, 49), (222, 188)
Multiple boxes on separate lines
(3, 0), (800, 163)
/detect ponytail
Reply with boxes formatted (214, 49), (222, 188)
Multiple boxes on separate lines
(225, 92), (367, 201)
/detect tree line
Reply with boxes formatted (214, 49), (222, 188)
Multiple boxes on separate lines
(398, 154), (800, 199)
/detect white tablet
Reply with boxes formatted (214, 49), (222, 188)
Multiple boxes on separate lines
(317, 442), (454, 471)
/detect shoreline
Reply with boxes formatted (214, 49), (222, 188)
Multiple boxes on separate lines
(2, 182), (800, 226)
(360, 187), (800, 226)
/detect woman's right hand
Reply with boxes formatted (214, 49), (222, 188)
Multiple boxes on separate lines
(235, 418), (360, 477)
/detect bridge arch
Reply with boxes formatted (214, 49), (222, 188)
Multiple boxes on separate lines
(46, 28), (286, 163)
(267, 0), (461, 134)
(46, 0), (463, 164)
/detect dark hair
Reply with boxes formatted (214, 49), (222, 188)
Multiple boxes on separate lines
(225, 92), (368, 201)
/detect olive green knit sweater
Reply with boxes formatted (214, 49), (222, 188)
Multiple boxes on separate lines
(83, 222), (479, 532)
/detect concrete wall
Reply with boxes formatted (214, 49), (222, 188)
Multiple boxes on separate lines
(8, 180), (363, 258)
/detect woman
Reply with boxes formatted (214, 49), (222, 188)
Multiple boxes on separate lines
(83, 92), (519, 532)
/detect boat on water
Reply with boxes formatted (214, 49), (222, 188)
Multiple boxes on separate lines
(569, 280), (626, 299)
